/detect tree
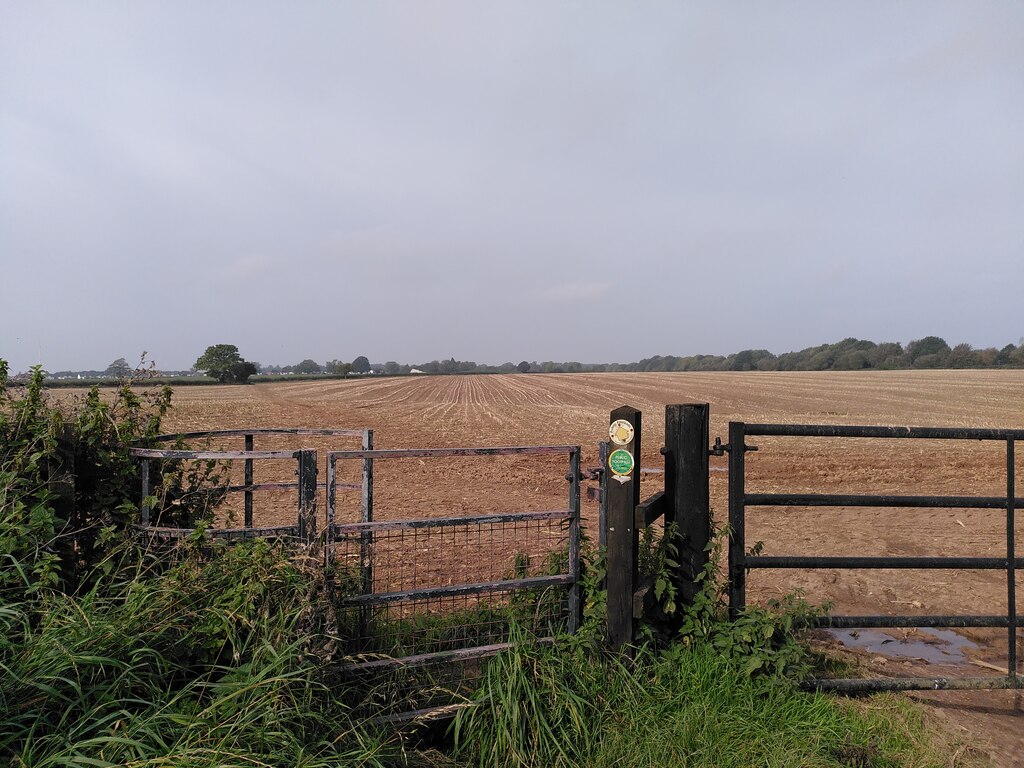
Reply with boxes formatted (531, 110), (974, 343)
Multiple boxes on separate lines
(326, 360), (351, 375)
(867, 342), (905, 369)
(907, 336), (950, 367)
(948, 343), (980, 369)
(293, 359), (322, 374)
(194, 344), (258, 384)
(833, 350), (870, 370)
(351, 356), (371, 374)
(517, 361), (531, 373)
(104, 358), (131, 378)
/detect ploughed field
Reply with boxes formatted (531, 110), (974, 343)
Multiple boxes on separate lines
(155, 370), (1024, 623)
(150, 369), (1024, 763)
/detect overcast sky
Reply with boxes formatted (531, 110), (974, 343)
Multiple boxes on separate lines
(2, 2), (1022, 373)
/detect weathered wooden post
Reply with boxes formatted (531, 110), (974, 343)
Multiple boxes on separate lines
(664, 404), (711, 606)
(244, 433), (254, 528)
(359, 431), (375, 638)
(567, 446), (582, 634)
(297, 449), (317, 544)
(326, 454), (337, 569)
(138, 458), (151, 527)
(605, 406), (641, 652)
(360, 430), (374, 596)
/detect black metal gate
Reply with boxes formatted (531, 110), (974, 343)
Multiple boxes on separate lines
(727, 421), (1023, 691)
(326, 443), (582, 719)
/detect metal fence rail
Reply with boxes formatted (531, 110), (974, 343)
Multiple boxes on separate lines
(728, 421), (1021, 692)
(327, 445), (582, 645)
(130, 428), (366, 532)
(325, 443), (582, 719)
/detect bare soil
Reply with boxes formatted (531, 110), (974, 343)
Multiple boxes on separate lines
(157, 370), (1024, 765)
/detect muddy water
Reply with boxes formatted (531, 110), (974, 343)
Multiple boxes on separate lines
(826, 627), (978, 663)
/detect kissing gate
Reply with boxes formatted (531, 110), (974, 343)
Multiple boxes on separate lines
(130, 429), (582, 719)
(130, 406), (1022, 717)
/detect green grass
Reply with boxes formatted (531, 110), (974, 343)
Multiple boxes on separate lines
(0, 540), (409, 767)
(452, 635), (971, 768)
(0, 537), (975, 768)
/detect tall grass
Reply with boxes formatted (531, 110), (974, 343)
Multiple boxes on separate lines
(453, 635), (969, 768)
(0, 540), (406, 767)
(0, 536), (978, 768)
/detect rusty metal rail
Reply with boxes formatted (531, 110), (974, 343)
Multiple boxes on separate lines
(145, 428), (366, 442)
(329, 444), (578, 461)
(129, 428), (367, 532)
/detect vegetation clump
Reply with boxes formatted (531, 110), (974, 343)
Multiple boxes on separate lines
(452, 531), (970, 767)
(453, 636), (952, 768)
(0, 538), (405, 767)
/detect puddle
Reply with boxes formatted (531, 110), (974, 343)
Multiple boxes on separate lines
(826, 628), (978, 664)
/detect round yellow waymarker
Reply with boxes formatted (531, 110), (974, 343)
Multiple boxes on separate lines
(608, 419), (634, 446)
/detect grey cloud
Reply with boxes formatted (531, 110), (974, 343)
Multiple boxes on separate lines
(1, 2), (1021, 372)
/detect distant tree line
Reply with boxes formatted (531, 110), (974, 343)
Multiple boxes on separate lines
(261, 355), (372, 376)
(392, 337), (1024, 374)
(256, 337), (1024, 375)
(620, 336), (1024, 373)
(35, 335), (1024, 384)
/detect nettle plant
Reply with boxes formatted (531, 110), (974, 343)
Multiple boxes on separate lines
(577, 520), (823, 680)
(676, 531), (826, 680)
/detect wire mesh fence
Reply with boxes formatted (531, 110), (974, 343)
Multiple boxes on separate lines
(333, 512), (574, 652)
(326, 445), (582, 719)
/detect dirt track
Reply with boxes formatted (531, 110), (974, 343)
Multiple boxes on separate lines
(161, 370), (1024, 764)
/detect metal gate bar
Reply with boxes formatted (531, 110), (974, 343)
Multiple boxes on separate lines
(135, 428), (366, 534)
(728, 421), (1023, 692)
(327, 443), (584, 672)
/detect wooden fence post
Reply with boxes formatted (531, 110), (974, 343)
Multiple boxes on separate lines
(50, 425), (78, 588)
(567, 447), (582, 634)
(297, 449), (317, 544)
(244, 433), (254, 528)
(605, 405), (641, 652)
(664, 404), (711, 607)
(360, 430), (374, 596)
(326, 454), (336, 569)
(138, 458), (150, 527)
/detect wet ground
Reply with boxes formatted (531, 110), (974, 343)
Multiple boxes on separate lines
(826, 627), (979, 664)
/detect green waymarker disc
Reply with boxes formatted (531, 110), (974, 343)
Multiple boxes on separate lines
(608, 449), (634, 476)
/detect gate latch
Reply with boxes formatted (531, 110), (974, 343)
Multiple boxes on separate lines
(709, 437), (758, 456)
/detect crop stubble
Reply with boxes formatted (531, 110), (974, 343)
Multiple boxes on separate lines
(154, 371), (1024, 617)
(146, 369), (1024, 762)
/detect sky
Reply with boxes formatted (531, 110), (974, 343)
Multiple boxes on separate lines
(2, 2), (1022, 373)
